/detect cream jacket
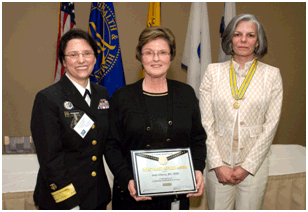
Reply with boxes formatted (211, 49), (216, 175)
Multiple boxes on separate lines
(199, 59), (283, 175)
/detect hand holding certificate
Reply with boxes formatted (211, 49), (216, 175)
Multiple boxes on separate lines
(131, 148), (200, 197)
(186, 170), (204, 197)
(128, 180), (152, 202)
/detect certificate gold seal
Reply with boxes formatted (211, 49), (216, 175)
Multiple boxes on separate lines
(158, 156), (168, 165)
(233, 102), (240, 109)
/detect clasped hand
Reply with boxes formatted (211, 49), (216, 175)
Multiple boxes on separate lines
(214, 166), (249, 184)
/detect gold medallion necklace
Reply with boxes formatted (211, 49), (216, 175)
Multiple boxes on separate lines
(230, 57), (257, 109)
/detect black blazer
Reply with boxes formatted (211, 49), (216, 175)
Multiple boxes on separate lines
(30, 75), (111, 209)
(105, 79), (207, 193)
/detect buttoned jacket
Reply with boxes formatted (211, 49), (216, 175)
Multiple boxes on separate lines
(31, 75), (111, 209)
(199, 60), (283, 175)
(105, 79), (207, 193)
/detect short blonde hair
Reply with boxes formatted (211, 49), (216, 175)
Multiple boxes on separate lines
(136, 26), (176, 62)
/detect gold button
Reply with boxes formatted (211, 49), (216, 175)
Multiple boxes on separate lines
(146, 127), (151, 131)
(121, 190), (124, 193)
(166, 138), (171, 142)
(146, 144), (150, 148)
(91, 124), (95, 129)
(91, 171), (96, 177)
(168, 121), (173, 125)
(92, 156), (97, 161)
(92, 140), (97, 145)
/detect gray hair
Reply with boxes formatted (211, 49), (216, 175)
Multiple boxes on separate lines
(221, 13), (268, 58)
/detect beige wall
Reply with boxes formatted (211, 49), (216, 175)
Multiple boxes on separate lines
(2, 2), (306, 149)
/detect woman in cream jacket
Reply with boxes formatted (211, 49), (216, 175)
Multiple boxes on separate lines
(199, 14), (283, 210)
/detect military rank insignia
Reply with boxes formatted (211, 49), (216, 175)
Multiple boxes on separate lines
(50, 183), (57, 190)
(98, 99), (109, 109)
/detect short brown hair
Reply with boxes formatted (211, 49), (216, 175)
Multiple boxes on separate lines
(136, 26), (176, 62)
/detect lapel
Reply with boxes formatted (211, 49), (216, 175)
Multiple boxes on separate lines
(89, 82), (100, 112)
(59, 75), (97, 121)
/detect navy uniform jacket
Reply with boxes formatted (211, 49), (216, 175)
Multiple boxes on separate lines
(30, 75), (111, 209)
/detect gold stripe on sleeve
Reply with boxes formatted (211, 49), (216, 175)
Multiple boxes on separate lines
(51, 183), (76, 203)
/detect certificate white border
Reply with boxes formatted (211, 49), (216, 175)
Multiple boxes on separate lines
(131, 148), (197, 197)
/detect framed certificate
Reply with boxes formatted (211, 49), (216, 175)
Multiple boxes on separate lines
(131, 148), (197, 197)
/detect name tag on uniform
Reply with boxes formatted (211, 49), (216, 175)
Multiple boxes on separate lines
(73, 113), (94, 138)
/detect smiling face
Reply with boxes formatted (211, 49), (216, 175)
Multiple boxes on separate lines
(63, 38), (96, 87)
(141, 38), (171, 79)
(232, 21), (259, 61)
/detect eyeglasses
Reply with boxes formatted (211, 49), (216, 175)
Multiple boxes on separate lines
(142, 51), (170, 59)
(65, 51), (94, 59)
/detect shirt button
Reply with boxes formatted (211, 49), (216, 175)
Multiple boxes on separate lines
(92, 156), (97, 161)
(146, 144), (151, 148)
(91, 124), (95, 129)
(146, 127), (151, 131)
(166, 138), (171, 142)
(91, 171), (96, 177)
(240, 121), (245, 126)
(92, 140), (97, 145)
(168, 121), (173, 125)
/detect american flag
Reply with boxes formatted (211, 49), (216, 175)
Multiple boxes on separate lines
(54, 2), (76, 83)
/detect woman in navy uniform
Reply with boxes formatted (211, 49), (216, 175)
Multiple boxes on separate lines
(105, 26), (207, 210)
(31, 29), (111, 209)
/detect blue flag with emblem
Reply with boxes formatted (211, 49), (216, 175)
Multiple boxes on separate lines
(88, 2), (126, 97)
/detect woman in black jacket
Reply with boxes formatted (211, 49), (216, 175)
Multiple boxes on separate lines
(105, 26), (206, 210)
(31, 29), (111, 210)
